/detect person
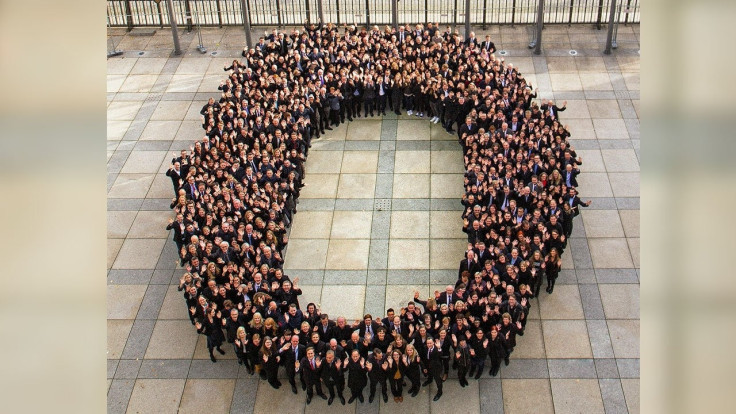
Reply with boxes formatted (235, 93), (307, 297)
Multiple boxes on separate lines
(422, 337), (444, 401)
(233, 326), (252, 373)
(453, 336), (471, 387)
(403, 344), (422, 397)
(195, 307), (226, 363)
(468, 329), (489, 379)
(260, 336), (282, 389)
(487, 327), (507, 377)
(366, 348), (389, 403)
(246, 333), (265, 380)
(297, 347), (328, 404)
(545, 247), (563, 293)
(278, 333), (306, 394)
(385, 349), (405, 403)
(321, 350), (346, 405)
(345, 349), (367, 403)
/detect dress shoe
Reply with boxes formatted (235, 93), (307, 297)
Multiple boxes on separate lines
(327, 397), (334, 405)
(210, 354), (217, 363)
(306, 396), (312, 404)
(318, 393), (328, 400)
(369, 395), (375, 403)
(422, 380), (432, 387)
(468, 367), (476, 377)
(358, 394), (364, 403)
(291, 384), (297, 394)
(474, 371), (482, 379)
(339, 396), (345, 405)
(433, 393), (442, 402)
(301, 383), (306, 391)
(348, 396), (356, 404)
(383, 394), (389, 403)
(460, 380), (466, 387)
(394, 397), (399, 403)
(216, 347), (225, 355)
(411, 389), (419, 397)
(504, 357), (510, 366)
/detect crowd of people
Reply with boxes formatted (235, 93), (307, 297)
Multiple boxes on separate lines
(166, 19), (591, 404)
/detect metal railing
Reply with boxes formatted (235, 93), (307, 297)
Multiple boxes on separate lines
(107, 0), (640, 29)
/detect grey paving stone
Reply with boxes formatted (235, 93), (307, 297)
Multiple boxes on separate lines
(134, 100), (158, 120)
(430, 198), (463, 211)
(569, 139), (600, 150)
(114, 359), (142, 379)
(579, 284), (606, 319)
(107, 379), (135, 414)
(108, 269), (153, 285)
(161, 58), (182, 74)
(615, 197), (640, 209)
(140, 198), (174, 210)
(430, 269), (457, 285)
(121, 319), (156, 359)
(595, 358), (620, 379)
(230, 378), (259, 414)
(108, 359), (119, 379)
(598, 140), (633, 149)
(388, 270), (430, 284)
(585, 197), (618, 210)
(556, 269), (577, 285)
(137, 284), (168, 319)
(107, 173), (118, 192)
(379, 140), (396, 151)
(122, 119), (148, 141)
(334, 198), (374, 211)
(150, 269), (175, 285)
(479, 378), (504, 414)
(370, 211), (391, 239)
(368, 239), (389, 270)
(134, 140), (173, 151)
(569, 238), (593, 269)
(364, 285), (387, 318)
(553, 91), (586, 100)
(548, 359), (597, 379)
(323, 270), (367, 284)
(500, 359), (550, 379)
(108, 198), (145, 211)
(577, 268), (597, 284)
(108, 150), (131, 174)
(345, 140), (381, 150)
(151, 73), (173, 93)
(533, 56), (549, 73)
(188, 359), (240, 378)
(628, 90), (640, 99)
(617, 99), (638, 119)
(356, 398), (380, 414)
(367, 270), (387, 285)
(602, 56), (620, 71)
(587, 320), (615, 359)
(585, 91), (616, 99)
(375, 173), (394, 198)
(377, 150), (395, 173)
(595, 269), (639, 284)
(570, 215), (587, 238)
(391, 198), (430, 211)
(297, 198), (336, 211)
(431, 141), (460, 151)
(285, 269), (324, 285)
(116, 140), (137, 151)
(599, 379), (629, 414)
(616, 359), (639, 378)
(380, 119), (398, 141)
(156, 238), (180, 269)
(396, 140), (431, 151)
(138, 359), (192, 378)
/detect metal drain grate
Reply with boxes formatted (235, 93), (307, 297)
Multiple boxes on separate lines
(374, 199), (392, 211)
(146, 93), (163, 102)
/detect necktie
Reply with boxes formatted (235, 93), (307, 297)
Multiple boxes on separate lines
(397, 326), (400, 334)
(428, 348), (432, 359)
(294, 347), (298, 359)
(311, 359), (315, 369)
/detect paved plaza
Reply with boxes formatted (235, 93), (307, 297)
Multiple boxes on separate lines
(107, 24), (639, 413)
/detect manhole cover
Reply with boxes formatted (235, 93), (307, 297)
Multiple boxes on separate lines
(211, 51), (218, 56)
(498, 50), (508, 56)
(138, 51), (145, 56)
(374, 199), (392, 211)
(569, 49), (578, 56)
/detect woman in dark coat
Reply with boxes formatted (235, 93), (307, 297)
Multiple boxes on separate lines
(402, 344), (422, 398)
(259, 336), (282, 389)
(195, 307), (226, 362)
(498, 313), (524, 365)
(384, 349), (405, 402)
(345, 349), (368, 403)
(247, 333), (266, 380)
(487, 327), (508, 377)
(233, 326), (254, 374)
(545, 247), (562, 293)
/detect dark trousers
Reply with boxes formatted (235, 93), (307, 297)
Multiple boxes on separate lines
(363, 98), (375, 116)
(406, 371), (420, 393)
(325, 380), (344, 399)
(489, 356), (502, 375)
(330, 108), (340, 126)
(389, 376), (403, 397)
(287, 368), (305, 388)
(306, 380), (325, 398)
(369, 377), (387, 397)
(377, 95), (387, 113)
(457, 365), (469, 384)
(352, 96), (362, 116)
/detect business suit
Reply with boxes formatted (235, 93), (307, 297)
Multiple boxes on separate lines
(437, 292), (462, 308)
(562, 194), (590, 216)
(562, 168), (580, 188)
(358, 321), (381, 339)
(320, 359), (346, 404)
(459, 258), (481, 279)
(422, 346), (444, 399)
(165, 167), (183, 192)
(298, 356), (327, 401)
(280, 343), (306, 391)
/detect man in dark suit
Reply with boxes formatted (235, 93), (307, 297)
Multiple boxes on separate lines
(421, 337), (444, 401)
(459, 250), (481, 279)
(480, 34), (496, 53)
(316, 314), (336, 342)
(562, 163), (581, 188)
(165, 161), (183, 192)
(357, 314), (381, 339)
(331, 316), (354, 347)
(279, 334), (307, 394)
(388, 316), (411, 341)
(320, 350), (346, 405)
(437, 285), (462, 308)
(562, 187), (592, 216)
(298, 347), (328, 404)
(165, 213), (187, 257)
(540, 99), (567, 119)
